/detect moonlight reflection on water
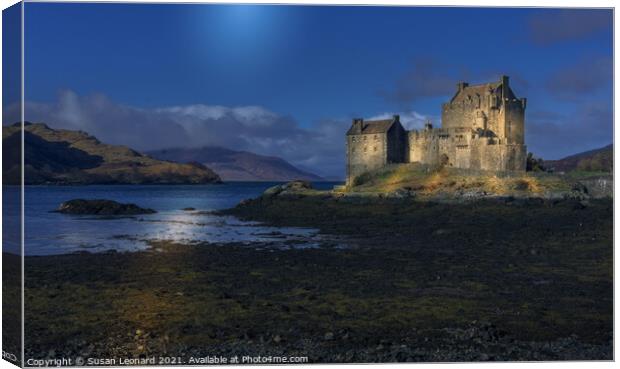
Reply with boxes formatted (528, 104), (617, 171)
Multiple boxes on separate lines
(9, 182), (342, 255)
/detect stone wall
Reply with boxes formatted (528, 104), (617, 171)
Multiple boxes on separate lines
(386, 123), (408, 164)
(441, 91), (503, 134)
(469, 140), (527, 171)
(408, 131), (526, 172)
(346, 133), (388, 185)
(504, 99), (526, 145)
(578, 177), (613, 198)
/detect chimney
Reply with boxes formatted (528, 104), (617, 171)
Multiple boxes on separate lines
(457, 82), (469, 92)
(352, 118), (364, 134)
(500, 75), (509, 87)
(392, 114), (400, 122)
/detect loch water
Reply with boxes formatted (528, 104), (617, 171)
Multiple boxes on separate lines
(2, 182), (342, 255)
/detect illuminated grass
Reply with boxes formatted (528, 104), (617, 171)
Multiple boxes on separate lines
(348, 163), (577, 197)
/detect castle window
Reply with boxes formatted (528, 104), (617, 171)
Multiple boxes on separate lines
(373, 146), (377, 152)
(364, 147), (367, 152)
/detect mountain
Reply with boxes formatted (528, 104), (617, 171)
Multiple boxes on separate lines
(2, 123), (221, 185)
(147, 147), (324, 181)
(544, 144), (613, 173)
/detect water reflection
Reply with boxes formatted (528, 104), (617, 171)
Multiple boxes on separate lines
(16, 184), (343, 255)
(29, 210), (326, 255)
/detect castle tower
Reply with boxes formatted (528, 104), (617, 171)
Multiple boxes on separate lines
(345, 115), (407, 185)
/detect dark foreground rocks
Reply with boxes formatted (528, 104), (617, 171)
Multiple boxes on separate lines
(54, 199), (156, 215)
(23, 232), (612, 362)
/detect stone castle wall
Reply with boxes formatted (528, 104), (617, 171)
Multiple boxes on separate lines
(503, 99), (526, 145)
(408, 130), (526, 172)
(442, 95), (503, 133)
(346, 133), (389, 184)
(386, 124), (408, 163)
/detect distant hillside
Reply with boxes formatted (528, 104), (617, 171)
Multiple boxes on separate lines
(147, 147), (323, 182)
(2, 123), (221, 185)
(544, 144), (613, 173)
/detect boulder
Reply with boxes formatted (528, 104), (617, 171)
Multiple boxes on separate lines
(578, 177), (613, 199)
(263, 185), (284, 198)
(54, 199), (156, 215)
(262, 180), (313, 198)
(283, 180), (313, 191)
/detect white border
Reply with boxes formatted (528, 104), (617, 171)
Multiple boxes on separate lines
(0, 1), (616, 369)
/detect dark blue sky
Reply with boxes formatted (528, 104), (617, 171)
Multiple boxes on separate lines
(4, 4), (614, 177)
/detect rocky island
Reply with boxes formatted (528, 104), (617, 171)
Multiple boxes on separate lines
(54, 199), (156, 215)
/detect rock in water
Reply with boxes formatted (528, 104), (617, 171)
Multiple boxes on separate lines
(55, 199), (156, 215)
(284, 180), (313, 191)
(262, 180), (314, 198)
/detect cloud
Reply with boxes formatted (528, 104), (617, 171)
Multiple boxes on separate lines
(5, 90), (193, 151)
(380, 57), (466, 107)
(528, 9), (612, 45)
(368, 111), (437, 130)
(3, 90), (351, 178)
(381, 58), (526, 109)
(526, 102), (612, 159)
(545, 57), (612, 101)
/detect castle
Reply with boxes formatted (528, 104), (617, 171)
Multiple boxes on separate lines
(346, 75), (527, 185)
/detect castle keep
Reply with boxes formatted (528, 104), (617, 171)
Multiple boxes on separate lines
(346, 75), (527, 184)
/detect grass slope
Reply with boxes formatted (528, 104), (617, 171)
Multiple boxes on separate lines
(345, 163), (578, 199)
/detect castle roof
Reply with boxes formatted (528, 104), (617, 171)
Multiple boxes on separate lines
(449, 82), (500, 103)
(346, 118), (395, 135)
(449, 76), (517, 104)
(463, 82), (500, 95)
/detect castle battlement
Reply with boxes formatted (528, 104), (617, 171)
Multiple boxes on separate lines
(346, 75), (527, 185)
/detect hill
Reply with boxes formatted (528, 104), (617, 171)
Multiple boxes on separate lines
(147, 146), (323, 181)
(2, 123), (221, 185)
(544, 144), (613, 173)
